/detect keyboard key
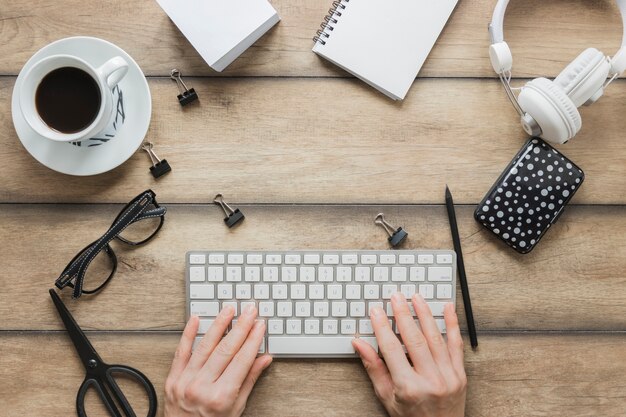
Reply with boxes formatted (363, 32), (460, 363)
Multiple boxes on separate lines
(336, 267), (352, 282)
(392, 267), (407, 282)
(437, 284), (453, 299)
(281, 266), (297, 282)
(327, 285), (342, 299)
(222, 301), (238, 316)
(361, 254), (377, 264)
(268, 319), (283, 334)
(323, 319), (338, 334)
(410, 267), (426, 282)
(291, 284), (306, 299)
(359, 319), (374, 334)
(263, 267), (279, 282)
(380, 254), (396, 264)
(398, 254), (415, 264)
(226, 266), (242, 282)
(189, 254), (206, 264)
(418, 254), (434, 264)
(300, 267), (315, 282)
(217, 284), (233, 299)
(436, 254), (453, 264)
(401, 284), (416, 299)
(295, 302), (311, 317)
(318, 267), (334, 282)
(198, 319), (214, 334)
(323, 254), (339, 264)
(436, 318), (447, 333)
(189, 267), (205, 282)
(429, 302), (447, 317)
(259, 302), (274, 317)
(341, 319), (357, 335)
(314, 301), (329, 317)
(350, 301), (366, 317)
(428, 267), (453, 281)
(246, 254), (263, 264)
(285, 254), (301, 264)
(228, 254), (244, 264)
(364, 285), (380, 299)
(254, 284), (269, 299)
(382, 284), (398, 299)
(266, 254), (282, 265)
(190, 284), (214, 299)
(342, 254), (358, 264)
(245, 266), (260, 282)
(236, 284), (252, 299)
(373, 267), (389, 282)
(418, 284), (434, 299)
(208, 267), (224, 282)
(346, 285), (361, 300)
(332, 301), (347, 317)
(304, 319), (320, 334)
(208, 254), (225, 264)
(268, 336), (377, 355)
(309, 284), (325, 300)
(303, 254), (320, 264)
(272, 284), (288, 299)
(368, 301), (383, 315)
(286, 319), (301, 334)
(277, 302), (293, 317)
(190, 302), (219, 316)
(355, 267), (371, 282)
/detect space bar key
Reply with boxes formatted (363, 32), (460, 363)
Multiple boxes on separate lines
(268, 336), (377, 355)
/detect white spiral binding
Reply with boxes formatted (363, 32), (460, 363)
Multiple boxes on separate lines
(312, 0), (350, 45)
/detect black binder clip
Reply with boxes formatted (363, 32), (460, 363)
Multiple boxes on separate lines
(171, 69), (198, 106)
(141, 142), (171, 179)
(375, 213), (408, 248)
(214, 194), (245, 228)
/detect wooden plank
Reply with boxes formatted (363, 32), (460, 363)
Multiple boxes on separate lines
(2, 204), (625, 331)
(1, 332), (624, 416)
(3, 78), (626, 204)
(0, 0), (623, 78)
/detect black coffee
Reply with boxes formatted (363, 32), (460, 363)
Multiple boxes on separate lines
(35, 67), (101, 133)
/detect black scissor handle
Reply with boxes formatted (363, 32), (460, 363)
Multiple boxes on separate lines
(76, 365), (157, 417)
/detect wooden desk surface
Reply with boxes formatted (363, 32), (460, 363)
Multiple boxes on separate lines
(1, 1), (625, 416)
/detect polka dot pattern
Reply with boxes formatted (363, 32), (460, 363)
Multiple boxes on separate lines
(475, 139), (585, 254)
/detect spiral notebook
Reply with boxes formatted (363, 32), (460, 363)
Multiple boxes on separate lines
(312, 0), (458, 100)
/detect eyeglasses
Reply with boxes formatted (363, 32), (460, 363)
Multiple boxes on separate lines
(55, 190), (167, 298)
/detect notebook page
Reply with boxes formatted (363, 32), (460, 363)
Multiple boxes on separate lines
(313, 0), (458, 100)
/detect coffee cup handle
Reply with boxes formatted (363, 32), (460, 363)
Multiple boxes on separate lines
(97, 56), (129, 89)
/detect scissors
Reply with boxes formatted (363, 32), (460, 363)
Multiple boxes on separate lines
(50, 289), (158, 417)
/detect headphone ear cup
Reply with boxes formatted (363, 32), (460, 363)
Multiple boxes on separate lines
(554, 48), (610, 106)
(518, 77), (581, 144)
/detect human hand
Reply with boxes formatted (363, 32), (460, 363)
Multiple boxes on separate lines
(352, 293), (466, 417)
(164, 306), (272, 417)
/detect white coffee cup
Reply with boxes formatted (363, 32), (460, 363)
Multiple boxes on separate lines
(19, 54), (128, 143)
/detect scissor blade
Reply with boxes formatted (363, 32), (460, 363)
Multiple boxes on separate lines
(49, 289), (102, 366)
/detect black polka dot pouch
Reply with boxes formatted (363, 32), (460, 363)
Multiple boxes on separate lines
(474, 138), (585, 254)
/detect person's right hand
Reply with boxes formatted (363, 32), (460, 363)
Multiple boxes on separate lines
(352, 293), (467, 417)
(164, 305), (272, 417)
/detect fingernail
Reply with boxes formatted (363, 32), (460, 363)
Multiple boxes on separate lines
(222, 305), (234, 315)
(372, 307), (384, 317)
(254, 320), (265, 330)
(263, 355), (273, 368)
(391, 292), (403, 303)
(413, 293), (425, 303)
(245, 304), (256, 316)
(448, 302), (455, 312)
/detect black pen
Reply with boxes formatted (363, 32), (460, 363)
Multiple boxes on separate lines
(445, 186), (478, 350)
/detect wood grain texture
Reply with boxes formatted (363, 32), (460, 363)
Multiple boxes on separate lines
(2, 204), (625, 331)
(1, 333), (625, 417)
(3, 78), (626, 204)
(0, 0), (623, 78)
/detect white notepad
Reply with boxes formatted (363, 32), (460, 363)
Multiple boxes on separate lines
(156, 0), (280, 72)
(312, 0), (458, 100)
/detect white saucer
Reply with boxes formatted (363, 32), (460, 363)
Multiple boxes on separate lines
(12, 36), (151, 176)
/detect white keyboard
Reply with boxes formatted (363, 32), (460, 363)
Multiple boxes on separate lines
(186, 250), (456, 358)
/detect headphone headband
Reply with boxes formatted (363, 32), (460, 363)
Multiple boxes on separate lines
(489, 0), (626, 75)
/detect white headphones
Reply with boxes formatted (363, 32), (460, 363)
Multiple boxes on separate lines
(489, 0), (626, 144)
